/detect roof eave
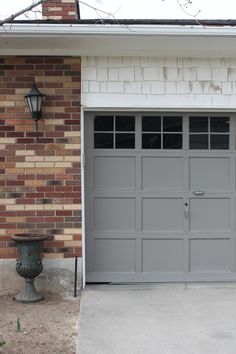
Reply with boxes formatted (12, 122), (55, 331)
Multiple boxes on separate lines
(1, 23), (236, 57)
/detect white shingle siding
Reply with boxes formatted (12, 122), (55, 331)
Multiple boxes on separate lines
(96, 68), (108, 81)
(119, 68), (135, 81)
(125, 82), (142, 94)
(108, 68), (119, 81)
(197, 68), (211, 81)
(81, 56), (236, 108)
(143, 67), (158, 80)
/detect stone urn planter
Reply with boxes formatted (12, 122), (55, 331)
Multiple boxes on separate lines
(11, 233), (47, 303)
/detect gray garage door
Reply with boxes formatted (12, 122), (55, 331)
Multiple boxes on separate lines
(85, 113), (236, 282)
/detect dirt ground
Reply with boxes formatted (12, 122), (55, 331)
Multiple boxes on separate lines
(0, 292), (80, 354)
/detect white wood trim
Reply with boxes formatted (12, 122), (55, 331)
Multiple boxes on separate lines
(81, 107), (86, 288)
(82, 107), (236, 113)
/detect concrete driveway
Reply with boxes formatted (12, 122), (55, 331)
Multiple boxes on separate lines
(77, 283), (236, 354)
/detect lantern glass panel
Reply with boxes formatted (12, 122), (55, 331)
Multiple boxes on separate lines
(31, 96), (39, 112)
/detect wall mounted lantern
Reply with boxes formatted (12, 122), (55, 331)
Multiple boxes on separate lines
(25, 82), (45, 142)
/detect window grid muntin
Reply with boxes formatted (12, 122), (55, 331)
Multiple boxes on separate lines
(94, 115), (135, 149)
(142, 115), (183, 149)
(189, 116), (230, 150)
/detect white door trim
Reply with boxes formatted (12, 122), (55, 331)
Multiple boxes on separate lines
(81, 107), (86, 288)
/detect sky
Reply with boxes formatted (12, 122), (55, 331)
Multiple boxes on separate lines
(1, 0), (236, 21)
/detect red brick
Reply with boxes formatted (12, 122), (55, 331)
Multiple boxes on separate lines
(0, 55), (81, 259)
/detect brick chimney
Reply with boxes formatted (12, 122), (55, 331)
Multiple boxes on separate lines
(42, 0), (79, 20)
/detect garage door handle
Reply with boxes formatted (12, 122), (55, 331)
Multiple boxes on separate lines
(193, 190), (204, 196)
(184, 204), (189, 218)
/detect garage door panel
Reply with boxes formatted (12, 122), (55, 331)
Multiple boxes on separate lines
(94, 197), (136, 231)
(142, 157), (183, 190)
(142, 198), (183, 231)
(94, 156), (136, 190)
(189, 198), (230, 231)
(189, 157), (230, 191)
(142, 239), (184, 272)
(94, 239), (136, 272)
(189, 239), (231, 272)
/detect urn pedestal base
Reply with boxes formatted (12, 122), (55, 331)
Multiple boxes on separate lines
(14, 278), (44, 303)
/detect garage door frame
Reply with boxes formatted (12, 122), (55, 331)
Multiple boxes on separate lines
(83, 109), (236, 283)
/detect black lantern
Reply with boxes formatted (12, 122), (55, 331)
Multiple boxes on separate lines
(25, 82), (45, 142)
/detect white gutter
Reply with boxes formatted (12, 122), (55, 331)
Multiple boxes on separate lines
(1, 23), (236, 37)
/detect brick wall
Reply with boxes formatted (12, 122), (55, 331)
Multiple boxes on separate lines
(0, 56), (81, 259)
(42, 0), (79, 20)
(81, 56), (236, 109)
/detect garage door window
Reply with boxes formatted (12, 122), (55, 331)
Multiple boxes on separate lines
(142, 116), (183, 149)
(93, 114), (230, 150)
(94, 115), (135, 149)
(189, 116), (229, 150)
